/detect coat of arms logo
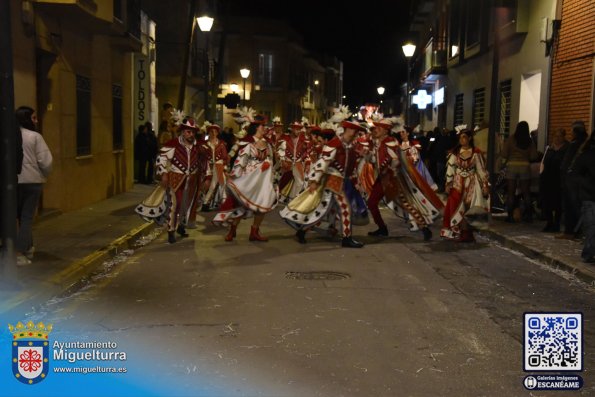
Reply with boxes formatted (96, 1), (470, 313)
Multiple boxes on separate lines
(8, 320), (53, 385)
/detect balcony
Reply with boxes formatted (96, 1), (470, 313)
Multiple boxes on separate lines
(33, 0), (111, 32)
(421, 38), (447, 82)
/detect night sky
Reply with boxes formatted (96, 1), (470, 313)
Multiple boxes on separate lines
(218, 0), (414, 109)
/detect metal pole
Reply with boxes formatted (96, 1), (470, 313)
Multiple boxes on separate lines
(0, 0), (18, 281)
(203, 33), (209, 122)
(242, 78), (246, 106)
(487, 7), (501, 208)
(177, 0), (197, 111)
(406, 58), (411, 125)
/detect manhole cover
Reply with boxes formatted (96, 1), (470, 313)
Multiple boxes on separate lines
(285, 271), (351, 281)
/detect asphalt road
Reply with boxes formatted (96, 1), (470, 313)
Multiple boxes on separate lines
(27, 209), (595, 397)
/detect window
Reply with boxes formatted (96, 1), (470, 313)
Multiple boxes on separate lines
(448, 0), (462, 58)
(454, 93), (464, 127)
(466, 1), (481, 48)
(499, 79), (512, 137)
(113, 0), (122, 21)
(76, 75), (91, 156)
(112, 84), (123, 150)
(257, 53), (275, 88)
(472, 88), (486, 128)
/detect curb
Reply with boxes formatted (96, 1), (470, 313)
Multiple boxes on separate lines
(1, 221), (160, 317)
(479, 228), (595, 285)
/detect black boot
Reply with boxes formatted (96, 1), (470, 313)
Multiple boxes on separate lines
(422, 227), (432, 241)
(368, 225), (388, 236)
(168, 231), (176, 244)
(342, 236), (364, 248)
(296, 230), (307, 244)
(176, 225), (189, 237)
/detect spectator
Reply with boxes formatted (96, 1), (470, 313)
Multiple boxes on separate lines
(499, 121), (538, 223)
(15, 106), (53, 266)
(572, 129), (595, 263)
(557, 121), (588, 239)
(539, 128), (567, 232)
(158, 102), (175, 147)
(433, 127), (456, 192)
(134, 122), (158, 184)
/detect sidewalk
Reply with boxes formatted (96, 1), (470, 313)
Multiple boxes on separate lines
(1, 187), (593, 318)
(480, 214), (595, 284)
(0, 183), (160, 318)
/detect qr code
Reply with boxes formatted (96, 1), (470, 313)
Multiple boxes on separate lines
(524, 313), (582, 371)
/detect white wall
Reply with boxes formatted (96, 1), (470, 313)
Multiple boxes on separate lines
(519, 72), (542, 133)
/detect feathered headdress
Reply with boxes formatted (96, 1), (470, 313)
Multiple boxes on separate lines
(301, 116), (310, 126)
(329, 105), (351, 123)
(200, 121), (212, 134)
(170, 108), (186, 126)
(319, 121), (337, 132)
(232, 106), (257, 125)
(454, 124), (468, 134)
(272, 116), (282, 125)
(391, 116), (405, 134)
(370, 113), (384, 122)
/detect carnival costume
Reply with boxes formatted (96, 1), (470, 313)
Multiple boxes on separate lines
(213, 111), (279, 241)
(277, 121), (309, 204)
(155, 113), (201, 243)
(440, 126), (490, 242)
(197, 123), (229, 211)
(280, 108), (368, 248)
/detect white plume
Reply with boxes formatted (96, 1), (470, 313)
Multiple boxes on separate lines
(329, 105), (351, 123)
(170, 108), (186, 126)
(301, 116), (309, 126)
(454, 124), (468, 134)
(272, 116), (281, 124)
(232, 106), (256, 125)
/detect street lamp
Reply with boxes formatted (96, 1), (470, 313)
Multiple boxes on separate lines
(377, 86), (385, 112)
(402, 42), (416, 125)
(240, 68), (250, 106)
(197, 15), (213, 121)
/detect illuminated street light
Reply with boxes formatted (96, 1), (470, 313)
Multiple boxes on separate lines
(402, 42), (416, 125)
(197, 15), (213, 121)
(240, 68), (250, 106)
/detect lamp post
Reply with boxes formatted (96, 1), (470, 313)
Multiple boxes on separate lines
(240, 68), (250, 106)
(402, 42), (416, 125)
(197, 15), (213, 122)
(377, 86), (385, 112)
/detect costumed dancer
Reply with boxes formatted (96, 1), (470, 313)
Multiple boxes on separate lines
(440, 125), (490, 242)
(197, 122), (229, 212)
(212, 112), (278, 241)
(399, 127), (438, 191)
(367, 118), (442, 241)
(155, 111), (201, 243)
(277, 120), (309, 204)
(280, 106), (369, 248)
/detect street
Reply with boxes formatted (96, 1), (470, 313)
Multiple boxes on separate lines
(25, 209), (595, 397)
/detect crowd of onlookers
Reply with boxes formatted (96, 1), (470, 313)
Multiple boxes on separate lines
(411, 120), (594, 264)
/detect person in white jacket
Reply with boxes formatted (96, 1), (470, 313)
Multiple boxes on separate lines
(15, 106), (53, 265)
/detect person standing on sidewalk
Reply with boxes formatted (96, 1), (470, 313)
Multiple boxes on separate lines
(539, 128), (568, 232)
(134, 122), (158, 184)
(557, 121), (588, 240)
(572, 130), (595, 263)
(499, 121), (538, 223)
(156, 116), (201, 244)
(15, 106), (53, 265)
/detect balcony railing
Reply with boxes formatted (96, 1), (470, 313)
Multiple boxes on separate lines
(422, 37), (447, 81)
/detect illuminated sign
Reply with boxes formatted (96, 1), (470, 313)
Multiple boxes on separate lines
(434, 87), (444, 106)
(412, 90), (432, 109)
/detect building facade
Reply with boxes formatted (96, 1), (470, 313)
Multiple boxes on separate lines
(410, 0), (556, 155)
(11, 0), (154, 213)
